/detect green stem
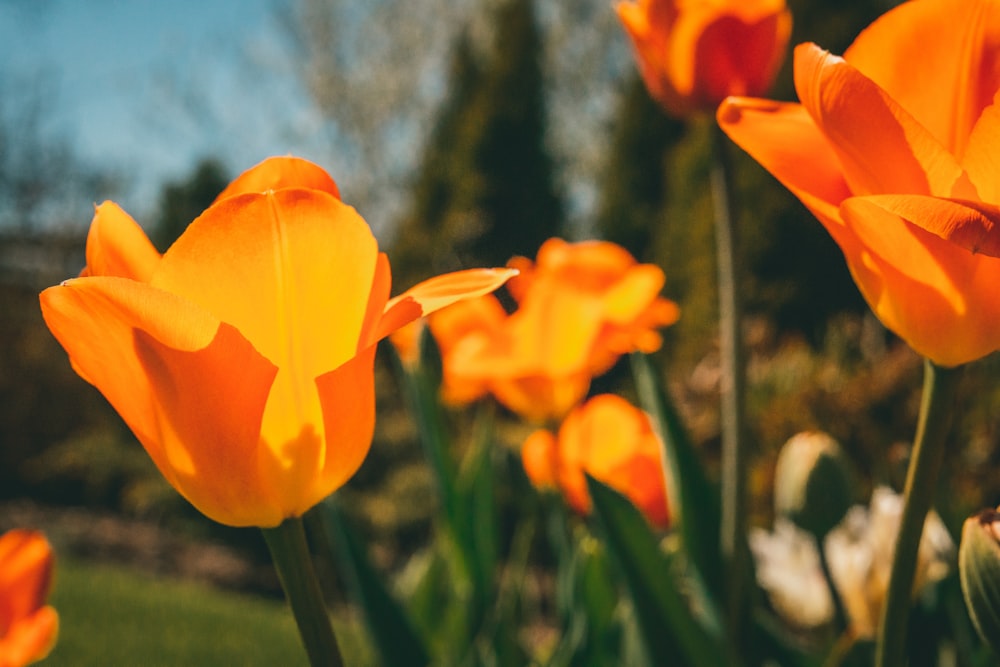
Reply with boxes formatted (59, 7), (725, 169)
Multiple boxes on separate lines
(874, 359), (962, 667)
(263, 518), (346, 667)
(711, 122), (749, 656)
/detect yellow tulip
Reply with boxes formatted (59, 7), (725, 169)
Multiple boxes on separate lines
(41, 156), (516, 527)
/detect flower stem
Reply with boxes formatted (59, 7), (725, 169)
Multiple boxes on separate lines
(875, 359), (961, 667)
(262, 517), (345, 667)
(711, 122), (750, 656)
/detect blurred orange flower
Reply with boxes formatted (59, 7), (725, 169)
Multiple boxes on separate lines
(390, 294), (508, 405)
(402, 238), (679, 423)
(522, 394), (670, 528)
(0, 530), (58, 667)
(718, 0), (1000, 366)
(40, 157), (516, 527)
(616, 0), (791, 117)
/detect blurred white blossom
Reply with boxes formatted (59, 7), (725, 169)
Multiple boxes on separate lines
(750, 519), (835, 628)
(751, 486), (955, 635)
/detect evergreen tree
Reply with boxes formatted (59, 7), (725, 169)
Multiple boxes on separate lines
(392, 0), (563, 288)
(153, 158), (229, 252)
(594, 74), (684, 262)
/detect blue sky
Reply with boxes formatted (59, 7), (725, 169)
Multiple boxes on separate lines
(0, 0), (325, 220)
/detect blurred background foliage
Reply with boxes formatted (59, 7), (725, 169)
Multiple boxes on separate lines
(3, 0), (1000, 646)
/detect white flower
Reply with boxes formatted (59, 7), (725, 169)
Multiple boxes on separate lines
(751, 486), (955, 635)
(750, 519), (835, 628)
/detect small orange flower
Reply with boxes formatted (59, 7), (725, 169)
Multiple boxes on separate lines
(718, 0), (1000, 366)
(0, 530), (58, 667)
(522, 395), (670, 528)
(616, 0), (792, 117)
(40, 157), (516, 527)
(419, 238), (679, 423)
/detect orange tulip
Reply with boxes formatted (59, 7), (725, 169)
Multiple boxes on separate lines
(718, 0), (1000, 367)
(616, 0), (792, 117)
(426, 238), (679, 423)
(40, 157), (516, 527)
(522, 394), (670, 528)
(389, 294), (507, 405)
(0, 530), (58, 667)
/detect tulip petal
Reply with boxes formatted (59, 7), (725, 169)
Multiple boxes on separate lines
(358, 253), (393, 350)
(0, 606), (58, 666)
(81, 202), (161, 281)
(680, 1), (791, 103)
(0, 530), (53, 624)
(489, 372), (592, 424)
(839, 197), (1000, 366)
(960, 99), (1000, 203)
(843, 0), (1000, 157)
(521, 429), (558, 489)
(377, 268), (519, 341)
(307, 344), (378, 511)
(717, 97), (851, 238)
(616, 0), (690, 114)
(153, 189), (379, 456)
(845, 194), (1000, 259)
(40, 277), (280, 526)
(0, 530), (58, 665)
(794, 43), (967, 199)
(252, 345), (377, 520)
(214, 156), (341, 202)
(603, 264), (668, 324)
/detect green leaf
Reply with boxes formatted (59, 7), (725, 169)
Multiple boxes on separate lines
(455, 403), (500, 603)
(314, 502), (430, 667)
(394, 330), (461, 533)
(630, 352), (722, 598)
(586, 475), (725, 667)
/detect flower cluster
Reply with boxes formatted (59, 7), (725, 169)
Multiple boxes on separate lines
(394, 238), (679, 424)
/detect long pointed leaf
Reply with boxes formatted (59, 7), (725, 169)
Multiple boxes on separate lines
(316, 502), (430, 667)
(394, 330), (461, 532)
(630, 352), (722, 596)
(587, 475), (725, 667)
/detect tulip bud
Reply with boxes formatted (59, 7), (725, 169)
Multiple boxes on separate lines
(773, 431), (854, 540)
(959, 509), (1000, 656)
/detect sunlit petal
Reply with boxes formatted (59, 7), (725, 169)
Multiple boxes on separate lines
(153, 189), (378, 455)
(377, 268), (519, 341)
(843, 0), (1000, 157)
(309, 346), (379, 511)
(794, 43), (967, 198)
(40, 277), (279, 526)
(840, 197), (1000, 366)
(845, 194), (1000, 258)
(214, 156), (341, 202)
(960, 98), (1000, 203)
(81, 202), (160, 281)
(717, 97), (850, 237)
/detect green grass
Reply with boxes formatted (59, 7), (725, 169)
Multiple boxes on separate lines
(42, 558), (371, 666)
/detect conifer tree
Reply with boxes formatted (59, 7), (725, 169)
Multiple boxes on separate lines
(392, 0), (563, 287)
(594, 74), (684, 262)
(153, 158), (229, 252)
